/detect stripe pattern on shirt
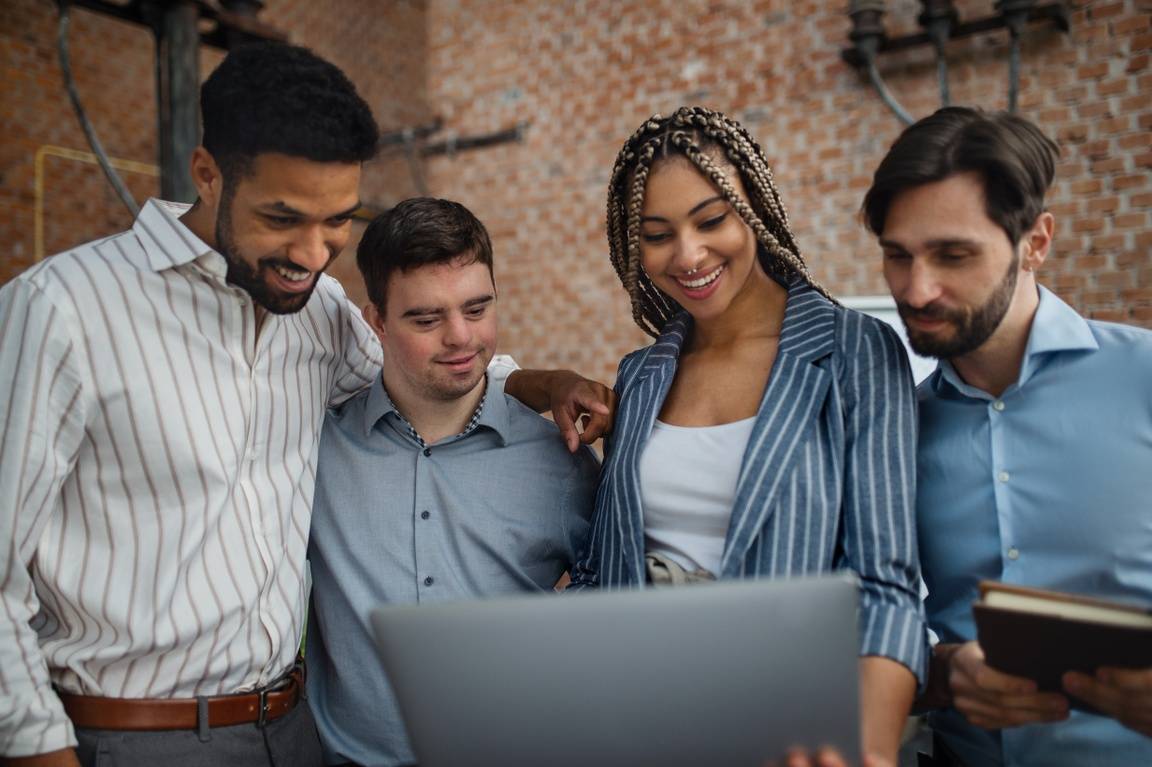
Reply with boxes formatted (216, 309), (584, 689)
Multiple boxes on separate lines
(0, 199), (382, 756)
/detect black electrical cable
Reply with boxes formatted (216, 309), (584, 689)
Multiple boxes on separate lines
(57, 3), (140, 217)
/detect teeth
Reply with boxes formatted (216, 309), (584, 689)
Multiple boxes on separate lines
(678, 265), (723, 289)
(274, 265), (311, 282)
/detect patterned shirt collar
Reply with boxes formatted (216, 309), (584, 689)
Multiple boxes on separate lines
(369, 377), (488, 448)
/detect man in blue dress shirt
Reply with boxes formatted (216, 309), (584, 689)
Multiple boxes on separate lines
(862, 107), (1152, 766)
(305, 198), (599, 767)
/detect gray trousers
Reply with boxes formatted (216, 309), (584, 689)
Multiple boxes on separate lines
(73, 697), (323, 767)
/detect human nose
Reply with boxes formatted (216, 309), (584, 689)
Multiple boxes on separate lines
(899, 259), (943, 309)
(672, 229), (707, 272)
(289, 226), (332, 272)
(442, 313), (472, 348)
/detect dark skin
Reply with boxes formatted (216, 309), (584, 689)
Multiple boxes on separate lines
(7, 152), (615, 767)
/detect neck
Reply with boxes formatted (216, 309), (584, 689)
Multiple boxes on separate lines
(948, 278), (1042, 398)
(382, 369), (487, 445)
(689, 270), (788, 351)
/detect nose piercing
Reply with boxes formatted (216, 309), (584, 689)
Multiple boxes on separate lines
(686, 266), (700, 276)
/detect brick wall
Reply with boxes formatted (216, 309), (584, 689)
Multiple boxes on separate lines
(2, 0), (1148, 384)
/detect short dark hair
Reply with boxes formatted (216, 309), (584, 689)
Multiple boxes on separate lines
(862, 107), (1059, 245)
(356, 197), (494, 310)
(200, 42), (378, 182)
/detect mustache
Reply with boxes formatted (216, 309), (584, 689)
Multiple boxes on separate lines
(896, 302), (960, 323)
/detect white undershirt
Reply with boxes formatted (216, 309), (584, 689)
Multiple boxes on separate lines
(638, 416), (757, 576)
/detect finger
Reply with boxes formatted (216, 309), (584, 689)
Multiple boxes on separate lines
(1063, 672), (1152, 720)
(955, 694), (1069, 728)
(1094, 666), (1152, 691)
(952, 652), (1038, 696)
(578, 408), (612, 445)
(552, 406), (580, 453)
(813, 746), (849, 767)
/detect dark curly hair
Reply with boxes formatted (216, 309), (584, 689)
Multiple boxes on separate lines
(606, 106), (833, 337)
(200, 42), (379, 182)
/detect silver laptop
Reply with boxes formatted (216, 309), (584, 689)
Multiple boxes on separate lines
(370, 574), (860, 767)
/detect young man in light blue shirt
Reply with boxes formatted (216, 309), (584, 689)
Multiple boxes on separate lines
(862, 107), (1152, 766)
(305, 197), (600, 767)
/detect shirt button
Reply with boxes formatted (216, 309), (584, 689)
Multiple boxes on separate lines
(421, 510), (430, 520)
(992, 400), (1005, 411)
(1007, 547), (1020, 560)
(423, 447), (432, 457)
(997, 471), (1010, 483)
(424, 576), (434, 586)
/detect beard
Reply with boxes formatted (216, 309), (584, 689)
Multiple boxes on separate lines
(898, 253), (1019, 359)
(215, 193), (324, 315)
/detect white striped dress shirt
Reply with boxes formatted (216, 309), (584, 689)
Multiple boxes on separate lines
(0, 199), (389, 757)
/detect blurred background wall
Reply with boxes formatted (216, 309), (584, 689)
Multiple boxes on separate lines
(2, 0), (1148, 384)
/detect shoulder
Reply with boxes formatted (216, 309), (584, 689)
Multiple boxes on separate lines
(502, 395), (600, 472)
(15, 230), (140, 301)
(322, 384), (372, 435)
(1087, 317), (1152, 350)
(1084, 318), (1152, 378)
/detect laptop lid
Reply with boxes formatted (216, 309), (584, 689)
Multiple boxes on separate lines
(370, 573), (860, 767)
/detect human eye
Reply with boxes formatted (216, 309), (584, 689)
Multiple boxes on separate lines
(411, 316), (439, 328)
(327, 214), (354, 226)
(465, 305), (488, 319)
(263, 214), (299, 227)
(937, 251), (972, 265)
(699, 213), (728, 230)
(882, 249), (909, 262)
(640, 230), (671, 244)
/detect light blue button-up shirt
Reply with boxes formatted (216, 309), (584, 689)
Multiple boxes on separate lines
(305, 374), (599, 767)
(917, 287), (1152, 766)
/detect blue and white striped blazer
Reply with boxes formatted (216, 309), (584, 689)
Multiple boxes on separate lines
(570, 280), (927, 682)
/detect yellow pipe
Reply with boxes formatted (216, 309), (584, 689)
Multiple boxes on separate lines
(34, 145), (159, 262)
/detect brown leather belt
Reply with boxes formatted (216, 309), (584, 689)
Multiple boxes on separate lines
(58, 665), (304, 731)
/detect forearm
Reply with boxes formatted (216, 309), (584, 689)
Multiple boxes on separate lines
(859, 656), (917, 762)
(502, 367), (555, 413)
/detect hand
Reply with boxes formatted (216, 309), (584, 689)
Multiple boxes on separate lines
(4, 748), (83, 767)
(546, 371), (615, 452)
(1064, 667), (1152, 737)
(761, 747), (893, 767)
(945, 640), (1069, 729)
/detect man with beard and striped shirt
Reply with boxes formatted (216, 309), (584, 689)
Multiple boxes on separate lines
(0, 43), (612, 767)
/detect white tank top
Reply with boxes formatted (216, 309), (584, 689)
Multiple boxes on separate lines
(638, 416), (757, 576)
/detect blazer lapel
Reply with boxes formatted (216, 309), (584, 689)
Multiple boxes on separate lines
(609, 314), (689, 583)
(720, 282), (837, 577)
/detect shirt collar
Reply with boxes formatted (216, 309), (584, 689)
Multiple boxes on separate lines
(930, 284), (1098, 398)
(362, 373), (509, 447)
(133, 198), (228, 277)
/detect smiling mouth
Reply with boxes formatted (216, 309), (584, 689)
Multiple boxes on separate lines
(676, 264), (724, 289)
(438, 352), (479, 366)
(272, 264), (312, 283)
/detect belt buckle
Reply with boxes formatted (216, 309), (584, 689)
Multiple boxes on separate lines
(256, 687), (271, 728)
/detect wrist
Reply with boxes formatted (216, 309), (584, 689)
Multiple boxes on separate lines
(923, 643), (959, 709)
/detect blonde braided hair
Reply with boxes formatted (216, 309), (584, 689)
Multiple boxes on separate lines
(607, 106), (834, 337)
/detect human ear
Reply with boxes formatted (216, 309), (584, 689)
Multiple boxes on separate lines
(188, 147), (225, 209)
(362, 302), (388, 343)
(1021, 211), (1055, 271)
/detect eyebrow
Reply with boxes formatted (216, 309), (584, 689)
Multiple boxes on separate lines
(640, 195), (726, 223)
(878, 237), (982, 252)
(400, 293), (495, 319)
(259, 201), (363, 219)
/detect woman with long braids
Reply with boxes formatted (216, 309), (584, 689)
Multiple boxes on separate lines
(569, 107), (925, 764)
